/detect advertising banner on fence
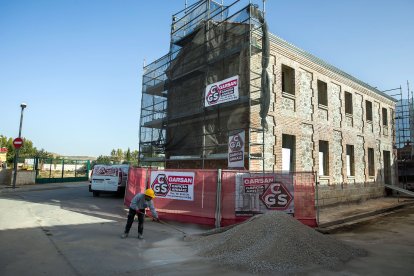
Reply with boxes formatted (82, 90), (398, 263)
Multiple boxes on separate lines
(205, 75), (239, 107)
(235, 173), (294, 215)
(228, 130), (245, 168)
(150, 171), (195, 201)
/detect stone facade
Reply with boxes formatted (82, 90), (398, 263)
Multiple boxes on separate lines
(355, 135), (366, 183)
(298, 69), (313, 121)
(332, 131), (343, 184)
(354, 93), (364, 132)
(330, 83), (342, 128)
(300, 124), (314, 172)
(373, 102), (381, 136)
(248, 33), (396, 206)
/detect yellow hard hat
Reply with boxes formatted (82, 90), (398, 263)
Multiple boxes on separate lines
(144, 188), (155, 198)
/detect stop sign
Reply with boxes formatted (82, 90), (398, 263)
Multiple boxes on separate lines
(13, 137), (24, 149)
(260, 183), (293, 210)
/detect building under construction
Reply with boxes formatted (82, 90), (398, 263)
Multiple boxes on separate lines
(139, 0), (397, 204)
(389, 84), (414, 190)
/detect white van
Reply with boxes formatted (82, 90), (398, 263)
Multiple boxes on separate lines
(89, 165), (129, 197)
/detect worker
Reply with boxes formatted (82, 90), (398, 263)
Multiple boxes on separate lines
(121, 188), (159, 239)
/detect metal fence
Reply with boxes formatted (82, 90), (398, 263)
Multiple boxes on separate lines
(33, 158), (90, 184)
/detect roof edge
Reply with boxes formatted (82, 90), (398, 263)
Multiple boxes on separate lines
(268, 33), (397, 102)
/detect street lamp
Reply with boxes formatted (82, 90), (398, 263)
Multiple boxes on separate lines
(12, 103), (27, 189)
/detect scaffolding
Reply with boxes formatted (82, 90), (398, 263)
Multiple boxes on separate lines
(384, 82), (414, 187)
(139, 0), (268, 169)
(385, 83), (414, 155)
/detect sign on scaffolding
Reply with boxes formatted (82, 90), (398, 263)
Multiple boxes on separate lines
(228, 130), (245, 168)
(204, 75), (239, 107)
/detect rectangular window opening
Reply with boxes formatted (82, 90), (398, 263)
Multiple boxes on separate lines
(368, 147), (375, 176)
(383, 150), (391, 184)
(346, 145), (355, 176)
(319, 140), (329, 176)
(318, 80), (328, 107)
(366, 100), (373, 122)
(282, 134), (296, 172)
(282, 64), (295, 95)
(345, 92), (353, 115)
(382, 107), (388, 126)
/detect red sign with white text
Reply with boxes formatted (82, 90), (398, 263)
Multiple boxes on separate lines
(150, 171), (195, 201)
(205, 75), (239, 107)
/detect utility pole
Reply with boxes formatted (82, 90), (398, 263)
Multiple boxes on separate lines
(12, 103), (27, 189)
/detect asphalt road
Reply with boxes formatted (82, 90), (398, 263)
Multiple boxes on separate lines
(0, 184), (413, 275)
(0, 184), (238, 276)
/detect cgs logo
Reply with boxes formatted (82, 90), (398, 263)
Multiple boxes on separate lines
(206, 85), (220, 105)
(229, 133), (243, 151)
(260, 183), (293, 210)
(151, 174), (170, 197)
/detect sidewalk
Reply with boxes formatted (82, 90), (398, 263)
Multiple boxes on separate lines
(317, 196), (414, 233)
(0, 181), (89, 194)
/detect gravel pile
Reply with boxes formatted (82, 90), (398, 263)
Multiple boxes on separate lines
(194, 212), (366, 274)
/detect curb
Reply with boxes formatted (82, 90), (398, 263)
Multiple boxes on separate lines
(316, 200), (414, 234)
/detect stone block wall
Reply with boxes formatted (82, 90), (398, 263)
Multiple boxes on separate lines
(10, 170), (36, 185)
(247, 36), (396, 206)
(317, 182), (385, 207)
(0, 168), (11, 185)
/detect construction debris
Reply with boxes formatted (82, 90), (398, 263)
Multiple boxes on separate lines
(193, 211), (366, 274)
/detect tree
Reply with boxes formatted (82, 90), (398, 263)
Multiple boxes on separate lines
(94, 148), (139, 166)
(0, 135), (7, 148)
(116, 148), (123, 163)
(109, 148), (124, 164)
(35, 148), (53, 159)
(131, 150), (140, 166)
(94, 155), (112, 166)
(6, 137), (14, 164)
(110, 149), (119, 163)
(125, 148), (131, 163)
(19, 139), (37, 157)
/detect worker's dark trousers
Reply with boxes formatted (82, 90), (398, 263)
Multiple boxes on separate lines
(124, 208), (145, 235)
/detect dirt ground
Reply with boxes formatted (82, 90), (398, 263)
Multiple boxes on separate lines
(317, 206), (414, 275)
(319, 196), (413, 225)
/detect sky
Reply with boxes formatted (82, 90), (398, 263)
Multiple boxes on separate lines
(1, 0), (413, 157)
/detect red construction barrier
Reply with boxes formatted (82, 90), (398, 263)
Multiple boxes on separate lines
(294, 172), (317, 227)
(125, 168), (317, 227)
(221, 170), (244, 226)
(221, 171), (317, 227)
(151, 169), (218, 225)
(124, 167), (147, 208)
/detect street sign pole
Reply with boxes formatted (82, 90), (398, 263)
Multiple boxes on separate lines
(12, 149), (20, 189)
(12, 103), (27, 189)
